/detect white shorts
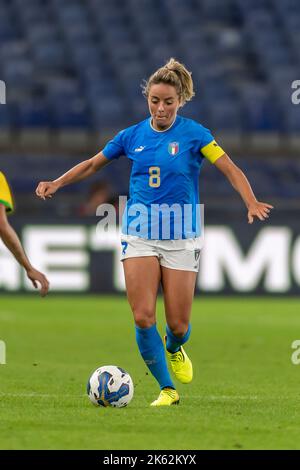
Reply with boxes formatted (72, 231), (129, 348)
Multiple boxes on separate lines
(120, 235), (203, 272)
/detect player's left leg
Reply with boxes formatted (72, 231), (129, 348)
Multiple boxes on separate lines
(161, 267), (197, 383)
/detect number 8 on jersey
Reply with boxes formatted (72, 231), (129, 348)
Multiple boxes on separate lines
(149, 166), (161, 188)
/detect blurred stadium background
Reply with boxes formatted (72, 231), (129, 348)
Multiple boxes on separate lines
(0, 0), (299, 295)
(1, 0), (300, 451)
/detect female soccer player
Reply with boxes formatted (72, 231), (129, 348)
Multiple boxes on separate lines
(36, 58), (273, 406)
(0, 171), (49, 296)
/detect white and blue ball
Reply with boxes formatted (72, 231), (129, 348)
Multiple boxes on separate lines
(87, 365), (134, 408)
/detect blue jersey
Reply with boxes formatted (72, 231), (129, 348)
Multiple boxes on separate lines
(102, 115), (224, 240)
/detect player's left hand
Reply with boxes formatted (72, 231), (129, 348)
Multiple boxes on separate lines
(26, 268), (50, 297)
(248, 201), (274, 224)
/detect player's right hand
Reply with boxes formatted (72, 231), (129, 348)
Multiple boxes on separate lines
(36, 181), (59, 200)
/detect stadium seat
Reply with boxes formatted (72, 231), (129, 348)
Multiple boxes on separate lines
(16, 99), (50, 128)
(0, 0), (297, 134)
(0, 105), (15, 128)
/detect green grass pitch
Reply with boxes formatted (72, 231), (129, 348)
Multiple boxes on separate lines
(0, 295), (300, 450)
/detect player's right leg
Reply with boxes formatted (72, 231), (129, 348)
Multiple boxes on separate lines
(123, 254), (179, 406)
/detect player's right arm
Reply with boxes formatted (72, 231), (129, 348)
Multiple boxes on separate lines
(36, 151), (109, 200)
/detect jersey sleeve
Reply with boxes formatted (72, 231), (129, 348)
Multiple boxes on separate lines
(102, 129), (126, 160)
(0, 171), (14, 213)
(200, 128), (225, 164)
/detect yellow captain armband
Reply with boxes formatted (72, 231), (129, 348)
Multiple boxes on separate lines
(0, 171), (14, 213)
(200, 140), (225, 164)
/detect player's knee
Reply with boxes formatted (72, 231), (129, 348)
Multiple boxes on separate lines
(133, 306), (155, 329)
(167, 322), (189, 338)
(134, 316), (155, 329)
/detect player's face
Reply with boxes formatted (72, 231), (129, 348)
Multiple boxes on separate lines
(148, 83), (180, 130)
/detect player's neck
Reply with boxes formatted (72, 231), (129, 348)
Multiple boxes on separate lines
(150, 116), (177, 132)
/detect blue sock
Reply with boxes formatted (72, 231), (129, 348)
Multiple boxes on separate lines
(166, 324), (191, 353)
(135, 324), (175, 390)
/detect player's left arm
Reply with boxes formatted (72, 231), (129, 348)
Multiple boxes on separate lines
(0, 204), (49, 296)
(214, 153), (274, 224)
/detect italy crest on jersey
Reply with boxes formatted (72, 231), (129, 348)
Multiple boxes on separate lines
(168, 142), (179, 156)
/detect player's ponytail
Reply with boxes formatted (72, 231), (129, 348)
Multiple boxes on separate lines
(142, 58), (195, 106)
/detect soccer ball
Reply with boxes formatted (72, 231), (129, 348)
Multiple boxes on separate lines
(87, 365), (134, 408)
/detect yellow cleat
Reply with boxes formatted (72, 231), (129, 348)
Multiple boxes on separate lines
(150, 388), (180, 407)
(164, 336), (193, 384)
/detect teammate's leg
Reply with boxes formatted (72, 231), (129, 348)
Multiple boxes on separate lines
(123, 257), (176, 401)
(161, 267), (197, 383)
